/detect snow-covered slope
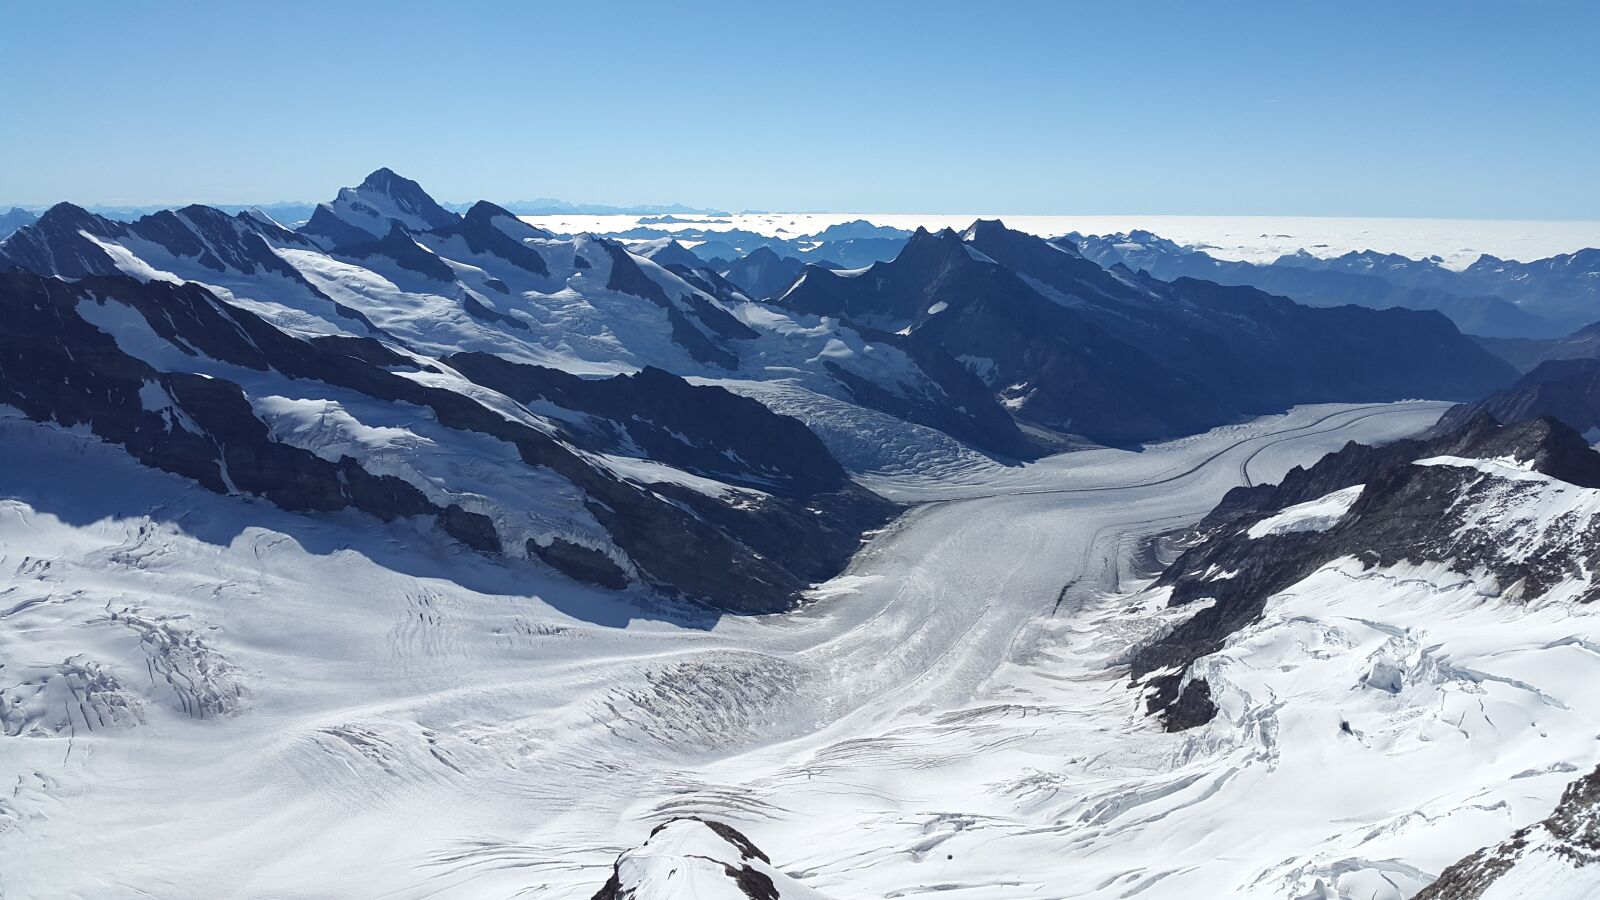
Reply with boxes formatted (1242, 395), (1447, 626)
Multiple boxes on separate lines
(0, 174), (1025, 462)
(1416, 762), (1600, 899)
(303, 166), (461, 240)
(1125, 413), (1600, 895)
(0, 264), (896, 613)
(1, 400), (1477, 898)
(5, 168), (1597, 899)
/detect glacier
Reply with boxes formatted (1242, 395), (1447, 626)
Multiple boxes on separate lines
(7, 400), (1541, 899)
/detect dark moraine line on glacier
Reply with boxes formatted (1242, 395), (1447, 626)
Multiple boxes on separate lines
(729, 403), (1448, 731)
(914, 403), (1410, 506)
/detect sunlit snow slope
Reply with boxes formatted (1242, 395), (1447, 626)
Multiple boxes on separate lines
(0, 401), (1487, 899)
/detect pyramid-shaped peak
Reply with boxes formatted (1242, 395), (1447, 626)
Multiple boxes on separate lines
(321, 167), (459, 238)
(358, 167), (416, 191)
(962, 219), (1022, 243)
(34, 202), (118, 236)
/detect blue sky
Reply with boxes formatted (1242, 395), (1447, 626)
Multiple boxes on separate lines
(2, 0), (1595, 218)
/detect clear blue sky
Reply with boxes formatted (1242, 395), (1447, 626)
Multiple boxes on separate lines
(2, 0), (1595, 218)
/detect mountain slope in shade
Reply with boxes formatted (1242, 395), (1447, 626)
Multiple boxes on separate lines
(782, 225), (1233, 444)
(0, 206), (35, 240)
(782, 220), (1515, 446)
(300, 166), (461, 246)
(631, 236), (705, 270)
(0, 265), (894, 612)
(1138, 414), (1600, 728)
(0, 169), (1027, 463)
(720, 245), (807, 300)
(1278, 246), (1600, 334)
(1478, 317), (1600, 372)
(592, 818), (829, 900)
(1071, 230), (1561, 338)
(1429, 357), (1600, 438)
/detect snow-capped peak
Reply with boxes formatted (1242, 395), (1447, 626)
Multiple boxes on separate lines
(318, 167), (460, 239)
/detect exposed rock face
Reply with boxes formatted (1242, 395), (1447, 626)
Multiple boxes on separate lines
(0, 201), (380, 333)
(339, 222), (459, 283)
(1415, 763), (1600, 899)
(1070, 229), (1559, 339)
(1430, 357), (1600, 439)
(600, 239), (755, 368)
(0, 269), (431, 516)
(0, 267), (893, 613)
(782, 220), (1514, 446)
(0, 206), (35, 240)
(591, 817), (828, 900)
(0, 200), (317, 282)
(442, 354), (849, 497)
(632, 237), (705, 270)
(1478, 319), (1600, 372)
(299, 203), (374, 250)
(427, 200), (550, 276)
(1136, 414), (1600, 729)
(529, 537), (629, 589)
(721, 245), (806, 300)
(300, 166), (461, 244)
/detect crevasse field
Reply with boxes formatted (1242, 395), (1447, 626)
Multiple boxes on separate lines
(13, 398), (1596, 898)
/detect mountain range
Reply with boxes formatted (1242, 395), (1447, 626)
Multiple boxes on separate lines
(1071, 229), (1600, 339)
(0, 169), (1526, 608)
(6, 168), (1600, 898)
(780, 219), (1512, 445)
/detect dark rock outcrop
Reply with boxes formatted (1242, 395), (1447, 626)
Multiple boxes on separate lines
(0, 206), (35, 240)
(1415, 763), (1600, 898)
(783, 221), (1514, 447)
(0, 268), (893, 613)
(529, 538), (629, 590)
(443, 354), (849, 496)
(591, 817), (801, 900)
(721, 245), (806, 300)
(339, 223), (458, 283)
(1430, 357), (1600, 439)
(299, 203), (375, 250)
(427, 200), (550, 276)
(1136, 414), (1600, 729)
(601, 240), (753, 368)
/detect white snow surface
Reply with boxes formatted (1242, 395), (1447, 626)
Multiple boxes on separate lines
(1177, 554), (1600, 899)
(1477, 829), (1600, 900)
(9, 400), (1566, 900)
(1245, 482), (1364, 538)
